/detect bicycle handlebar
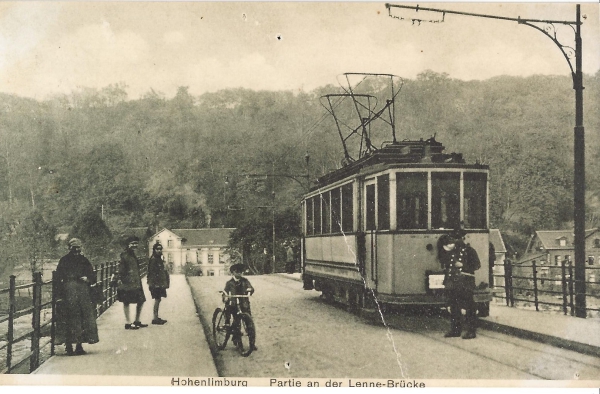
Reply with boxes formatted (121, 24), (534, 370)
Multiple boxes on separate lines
(218, 290), (252, 298)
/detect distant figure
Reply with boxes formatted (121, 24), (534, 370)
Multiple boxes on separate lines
(147, 242), (170, 325)
(285, 245), (295, 274)
(116, 236), (147, 330)
(438, 229), (481, 339)
(55, 238), (99, 355)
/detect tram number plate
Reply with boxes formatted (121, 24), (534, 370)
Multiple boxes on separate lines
(428, 274), (445, 289)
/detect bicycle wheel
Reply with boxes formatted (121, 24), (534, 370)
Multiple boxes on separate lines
(212, 308), (230, 350)
(236, 313), (256, 357)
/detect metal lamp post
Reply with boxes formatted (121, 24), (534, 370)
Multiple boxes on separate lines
(386, 3), (587, 317)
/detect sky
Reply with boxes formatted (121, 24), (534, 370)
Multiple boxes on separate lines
(0, 1), (598, 100)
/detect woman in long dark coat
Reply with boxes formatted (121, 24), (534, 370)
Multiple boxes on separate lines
(116, 236), (147, 329)
(55, 238), (99, 355)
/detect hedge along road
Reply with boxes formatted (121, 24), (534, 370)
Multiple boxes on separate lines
(187, 275), (600, 380)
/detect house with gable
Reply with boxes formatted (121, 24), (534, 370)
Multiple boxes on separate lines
(148, 228), (236, 276)
(521, 228), (599, 284)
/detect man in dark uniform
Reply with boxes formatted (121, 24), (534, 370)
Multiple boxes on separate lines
(438, 229), (481, 339)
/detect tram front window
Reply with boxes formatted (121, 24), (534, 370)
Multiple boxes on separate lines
(431, 172), (460, 229)
(396, 172), (427, 229)
(464, 172), (487, 229)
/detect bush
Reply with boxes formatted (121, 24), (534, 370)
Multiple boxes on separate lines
(183, 262), (202, 277)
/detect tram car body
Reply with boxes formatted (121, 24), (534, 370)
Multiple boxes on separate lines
(301, 137), (490, 310)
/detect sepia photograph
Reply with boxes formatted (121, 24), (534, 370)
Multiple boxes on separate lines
(0, 0), (599, 388)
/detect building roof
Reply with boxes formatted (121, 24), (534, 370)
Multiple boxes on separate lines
(489, 229), (507, 254)
(535, 229), (599, 250)
(168, 228), (235, 247)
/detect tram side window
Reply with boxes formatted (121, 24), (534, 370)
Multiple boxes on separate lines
(331, 187), (342, 233)
(431, 172), (460, 229)
(306, 198), (314, 235)
(377, 175), (390, 230)
(396, 172), (427, 229)
(366, 184), (376, 231)
(342, 183), (354, 232)
(464, 172), (487, 229)
(322, 191), (331, 234)
(314, 195), (322, 234)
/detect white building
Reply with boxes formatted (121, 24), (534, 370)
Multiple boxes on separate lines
(148, 228), (235, 276)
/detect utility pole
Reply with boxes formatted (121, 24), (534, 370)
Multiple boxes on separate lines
(386, 3), (587, 317)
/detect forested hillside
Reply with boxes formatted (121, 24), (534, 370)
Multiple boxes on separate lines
(0, 70), (599, 275)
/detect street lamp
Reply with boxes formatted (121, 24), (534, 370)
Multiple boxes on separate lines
(386, 3), (587, 317)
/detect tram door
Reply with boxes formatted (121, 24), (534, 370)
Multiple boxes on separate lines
(362, 175), (393, 292)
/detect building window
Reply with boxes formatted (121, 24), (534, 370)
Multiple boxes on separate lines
(208, 270), (215, 276)
(396, 172), (427, 230)
(559, 238), (566, 247)
(208, 253), (214, 264)
(595, 239), (600, 248)
(588, 256), (595, 265)
(219, 255), (225, 264)
(168, 253), (173, 263)
(186, 250), (191, 263)
(554, 255), (560, 266)
(168, 240), (173, 247)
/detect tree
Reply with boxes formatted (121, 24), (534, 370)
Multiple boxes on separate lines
(71, 208), (113, 262)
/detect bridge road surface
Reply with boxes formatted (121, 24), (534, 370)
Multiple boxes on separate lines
(188, 275), (600, 380)
(34, 275), (218, 376)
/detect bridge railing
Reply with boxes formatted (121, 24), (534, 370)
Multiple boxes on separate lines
(492, 259), (600, 317)
(1, 257), (147, 374)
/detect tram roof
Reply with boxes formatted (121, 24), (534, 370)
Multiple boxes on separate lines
(311, 138), (488, 191)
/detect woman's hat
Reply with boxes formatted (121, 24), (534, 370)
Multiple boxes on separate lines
(230, 263), (246, 273)
(68, 238), (82, 248)
(125, 235), (140, 244)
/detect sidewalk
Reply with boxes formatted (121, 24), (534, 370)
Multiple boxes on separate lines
(278, 273), (600, 358)
(480, 302), (600, 358)
(33, 275), (218, 376)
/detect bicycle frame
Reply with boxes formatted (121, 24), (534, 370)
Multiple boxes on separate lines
(213, 291), (256, 357)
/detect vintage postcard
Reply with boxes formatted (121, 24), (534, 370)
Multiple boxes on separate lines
(0, 1), (599, 390)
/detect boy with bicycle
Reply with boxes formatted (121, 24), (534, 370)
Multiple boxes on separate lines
(223, 263), (257, 350)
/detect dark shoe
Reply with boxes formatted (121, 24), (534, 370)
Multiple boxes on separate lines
(65, 345), (74, 356)
(125, 323), (139, 330)
(462, 332), (476, 339)
(444, 331), (461, 338)
(152, 318), (167, 325)
(133, 321), (148, 328)
(75, 345), (86, 355)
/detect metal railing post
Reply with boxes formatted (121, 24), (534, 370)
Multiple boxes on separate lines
(6, 275), (15, 373)
(532, 261), (539, 311)
(568, 261), (575, 316)
(504, 262), (510, 306)
(50, 271), (57, 357)
(561, 261), (568, 315)
(30, 271), (42, 372)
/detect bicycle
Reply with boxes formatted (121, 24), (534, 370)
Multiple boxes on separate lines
(212, 290), (256, 357)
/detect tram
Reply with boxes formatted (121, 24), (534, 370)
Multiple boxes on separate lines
(300, 73), (491, 313)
